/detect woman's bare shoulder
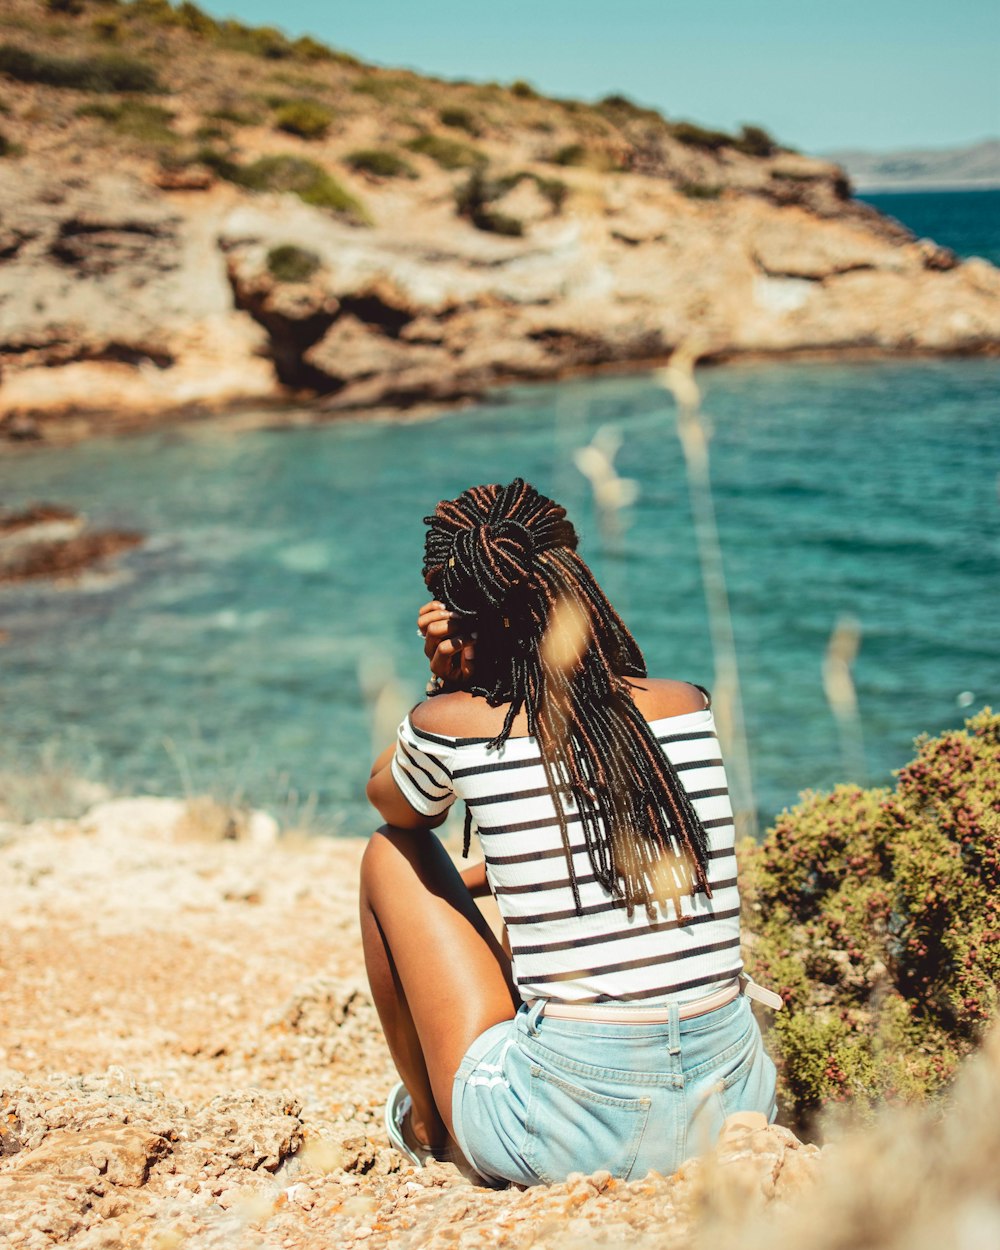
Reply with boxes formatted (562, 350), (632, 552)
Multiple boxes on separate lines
(410, 681), (707, 740)
(625, 678), (710, 720)
(409, 691), (511, 738)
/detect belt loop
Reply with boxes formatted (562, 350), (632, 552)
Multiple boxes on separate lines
(525, 999), (546, 1036)
(667, 1000), (681, 1058)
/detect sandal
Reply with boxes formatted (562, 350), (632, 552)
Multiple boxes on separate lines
(383, 1081), (510, 1188)
(384, 1082), (443, 1167)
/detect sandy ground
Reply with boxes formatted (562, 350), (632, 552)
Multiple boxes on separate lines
(0, 797), (829, 1249)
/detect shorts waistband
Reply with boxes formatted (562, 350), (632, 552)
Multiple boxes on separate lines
(526, 975), (782, 1025)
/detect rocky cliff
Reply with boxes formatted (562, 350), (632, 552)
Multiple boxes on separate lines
(1, 0), (998, 441)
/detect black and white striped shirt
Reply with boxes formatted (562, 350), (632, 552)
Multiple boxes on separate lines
(391, 706), (742, 1005)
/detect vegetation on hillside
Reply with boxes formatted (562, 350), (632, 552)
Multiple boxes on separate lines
(742, 710), (1000, 1129)
(266, 244), (321, 283)
(196, 150), (369, 222)
(0, 43), (163, 92)
(0, 0), (796, 220)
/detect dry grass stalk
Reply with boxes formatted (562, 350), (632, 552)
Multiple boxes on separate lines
(656, 344), (758, 839)
(823, 613), (867, 784)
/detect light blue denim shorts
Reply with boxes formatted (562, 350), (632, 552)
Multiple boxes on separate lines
(451, 993), (777, 1187)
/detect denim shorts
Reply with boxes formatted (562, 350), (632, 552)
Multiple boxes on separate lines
(451, 993), (777, 1187)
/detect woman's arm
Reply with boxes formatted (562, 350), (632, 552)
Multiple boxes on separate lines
(365, 600), (476, 830)
(460, 860), (490, 898)
(366, 744), (448, 830)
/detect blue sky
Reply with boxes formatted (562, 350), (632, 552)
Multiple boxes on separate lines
(198, 0), (999, 153)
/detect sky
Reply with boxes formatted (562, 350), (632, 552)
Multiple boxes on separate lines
(197, 0), (1000, 154)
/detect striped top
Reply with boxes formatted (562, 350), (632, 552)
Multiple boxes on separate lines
(391, 705), (743, 1005)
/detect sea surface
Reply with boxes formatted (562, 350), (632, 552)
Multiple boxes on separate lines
(858, 187), (1000, 268)
(2, 189), (999, 834)
(2, 354), (997, 835)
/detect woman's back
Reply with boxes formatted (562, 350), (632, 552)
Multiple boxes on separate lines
(394, 680), (743, 1006)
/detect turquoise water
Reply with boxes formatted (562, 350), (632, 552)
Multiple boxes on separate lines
(1, 358), (997, 832)
(858, 188), (1000, 267)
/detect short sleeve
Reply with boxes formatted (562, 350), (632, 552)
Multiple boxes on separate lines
(390, 715), (457, 817)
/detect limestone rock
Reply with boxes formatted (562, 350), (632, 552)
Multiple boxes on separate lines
(0, 165), (276, 428)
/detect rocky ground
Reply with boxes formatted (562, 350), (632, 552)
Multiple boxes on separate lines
(3, 796), (1000, 1250)
(0, 797), (827, 1250)
(1, 0), (998, 442)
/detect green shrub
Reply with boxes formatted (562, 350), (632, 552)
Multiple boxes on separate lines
(46, 0), (86, 14)
(76, 98), (175, 141)
(533, 175), (567, 211)
(548, 142), (586, 167)
(678, 182), (722, 200)
(278, 35), (359, 65)
(455, 167), (566, 231)
(0, 44), (163, 93)
(266, 243), (320, 282)
(404, 132), (486, 171)
(205, 151), (369, 223)
(669, 120), (734, 150)
(273, 98), (333, 139)
(267, 71), (329, 95)
(193, 121), (227, 142)
(174, 2), (217, 36)
(128, 0), (175, 19)
(212, 20), (292, 59)
(596, 93), (663, 124)
(0, 127), (15, 157)
(91, 13), (122, 40)
(454, 168), (523, 236)
(351, 74), (404, 104)
(207, 104), (262, 126)
(439, 105), (480, 136)
(742, 710), (1000, 1128)
(344, 147), (416, 178)
(510, 79), (536, 99)
(733, 123), (778, 158)
(192, 146), (243, 181)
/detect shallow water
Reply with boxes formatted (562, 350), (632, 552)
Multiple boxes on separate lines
(1, 358), (998, 833)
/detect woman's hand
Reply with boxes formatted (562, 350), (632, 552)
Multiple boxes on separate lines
(418, 600), (476, 688)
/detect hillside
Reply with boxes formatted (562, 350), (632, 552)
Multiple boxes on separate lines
(826, 139), (1000, 191)
(1, 0), (999, 441)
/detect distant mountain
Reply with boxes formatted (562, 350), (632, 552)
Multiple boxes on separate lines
(825, 140), (1000, 191)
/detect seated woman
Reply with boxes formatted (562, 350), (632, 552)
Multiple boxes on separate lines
(362, 478), (777, 1188)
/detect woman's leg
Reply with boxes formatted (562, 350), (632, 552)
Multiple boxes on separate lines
(359, 824), (520, 1147)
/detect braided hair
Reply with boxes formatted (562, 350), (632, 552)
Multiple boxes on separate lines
(423, 478), (712, 918)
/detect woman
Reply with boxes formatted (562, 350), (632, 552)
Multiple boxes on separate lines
(362, 478), (777, 1188)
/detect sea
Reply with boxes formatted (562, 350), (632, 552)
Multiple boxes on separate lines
(1, 189), (998, 835)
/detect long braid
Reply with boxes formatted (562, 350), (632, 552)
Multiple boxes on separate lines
(423, 479), (712, 917)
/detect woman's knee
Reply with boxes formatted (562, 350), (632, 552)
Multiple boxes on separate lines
(360, 824), (436, 905)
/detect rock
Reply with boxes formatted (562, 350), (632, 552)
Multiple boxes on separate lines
(0, 165), (276, 431)
(80, 797), (189, 841)
(153, 164), (216, 192)
(80, 796), (280, 845)
(0, 504), (142, 583)
(0, 17), (998, 438)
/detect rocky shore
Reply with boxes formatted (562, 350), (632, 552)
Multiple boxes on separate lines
(2, 0), (998, 443)
(3, 797), (999, 1250)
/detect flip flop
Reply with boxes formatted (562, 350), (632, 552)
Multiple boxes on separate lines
(383, 1081), (511, 1188)
(383, 1082), (441, 1167)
